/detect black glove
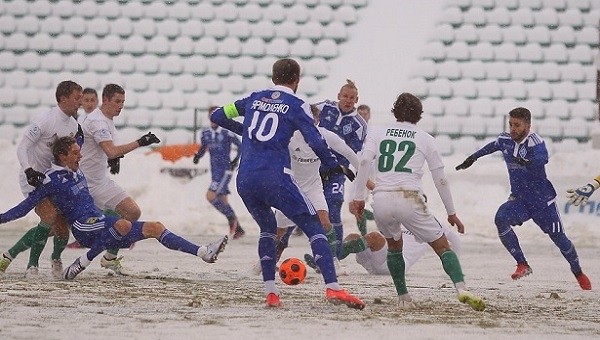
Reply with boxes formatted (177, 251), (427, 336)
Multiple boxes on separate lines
(25, 167), (45, 187)
(455, 155), (477, 171)
(137, 132), (161, 147)
(230, 154), (240, 171)
(513, 156), (530, 166)
(192, 153), (201, 164)
(107, 156), (124, 175)
(321, 165), (356, 182)
(0, 213), (3, 224)
(75, 124), (84, 146)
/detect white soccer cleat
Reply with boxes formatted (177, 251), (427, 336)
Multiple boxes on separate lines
(51, 259), (63, 279)
(199, 235), (228, 263)
(398, 294), (416, 309)
(100, 255), (129, 276)
(63, 257), (87, 280)
(24, 266), (39, 279)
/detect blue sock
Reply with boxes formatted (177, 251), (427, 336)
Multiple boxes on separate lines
(259, 232), (277, 281)
(549, 233), (582, 274)
(210, 198), (236, 220)
(158, 230), (200, 256)
(497, 223), (527, 264)
(292, 213), (337, 284)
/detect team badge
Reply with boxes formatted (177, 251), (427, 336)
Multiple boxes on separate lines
(518, 146), (527, 158)
(342, 123), (352, 135)
(272, 92), (281, 100)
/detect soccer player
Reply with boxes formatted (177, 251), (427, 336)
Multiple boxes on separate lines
(456, 107), (592, 290)
(78, 87), (99, 123)
(76, 84), (161, 274)
(193, 106), (245, 239)
(352, 92), (485, 310)
(0, 136), (228, 280)
(314, 80), (367, 259)
(0, 80), (83, 278)
(211, 58), (365, 309)
(350, 104), (375, 236)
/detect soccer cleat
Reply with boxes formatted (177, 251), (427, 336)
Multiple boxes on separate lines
(0, 254), (12, 274)
(100, 255), (128, 276)
(199, 235), (228, 263)
(511, 263), (533, 280)
(51, 259), (63, 279)
(325, 288), (365, 310)
(24, 266), (39, 279)
(303, 253), (321, 274)
(265, 293), (282, 308)
(66, 240), (83, 249)
(575, 272), (592, 290)
(233, 225), (245, 240)
(457, 290), (486, 311)
(63, 257), (87, 280)
(398, 294), (416, 309)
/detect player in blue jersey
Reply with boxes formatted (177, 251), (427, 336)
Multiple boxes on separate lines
(314, 80), (367, 259)
(456, 107), (591, 290)
(211, 58), (365, 309)
(193, 106), (245, 239)
(0, 136), (228, 280)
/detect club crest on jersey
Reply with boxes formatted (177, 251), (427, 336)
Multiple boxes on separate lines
(271, 92), (281, 100)
(342, 123), (352, 135)
(518, 147), (527, 158)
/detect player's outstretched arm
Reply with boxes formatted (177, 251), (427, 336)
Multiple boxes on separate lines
(567, 177), (600, 206)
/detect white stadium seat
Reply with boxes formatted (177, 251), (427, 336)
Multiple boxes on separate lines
(570, 100), (596, 120)
(477, 25), (503, 45)
(195, 36), (219, 57)
(299, 21), (324, 41)
(150, 74), (174, 93)
(477, 79), (502, 99)
(191, 3), (216, 21)
(145, 2), (168, 21)
(98, 35), (124, 55)
(545, 99), (570, 119)
(422, 96), (445, 116)
(559, 8), (584, 29)
(551, 82), (578, 101)
(221, 74), (247, 94)
(289, 38), (315, 59)
(463, 6), (486, 27)
(172, 74), (198, 93)
(525, 26), (551, 46)
(576, 26), (598, 47)
(52, 0), (74, 19)
(533, 62), (560, 82)
(63, 53), (88, 73)
(445, 97), (470, 116)
(569, 45), (594, 64)
(563, 117), (590, 140)
(40, 52), (64, 72)
(241, 37), (266, 57)
(5, 71), (28, 89)
(411, 60), (437, 81)
(204, 19), (229, 40)
(168, 2), (192, 21)
(486, 7), (511, 27)
(276, 21), (300, 40)
(264, 3), (286, 23)
(303, 57), (328, 78)
(156, 19), (181, 40)
(206, 56), (233, 76)
(228, 20), (252, 40)
(494, 42), (518, 62)
(544, 43), (568, 64)
(17, 51), (41, 72)
(536, 8), (559, 28)
(527, 81), (553, 101)
(29, 0), (52, 19)
(420, 41), (446, 62)
(427, 78), (453, 98)
(196, 74), (222, 94)
(469, 97), (495, 117)
(17, 15), (40, 36)
(98, 1), (120, 20)
(437, 60), (461, 81)
(266, 38), (291, 57)
(5, 32), (28, 52)
(511, 7), (535, 27)
(523, 98), (546, 119)
(88, 17), (111, 38)
(323, 21), (347, 42)
(214, 2), (239, 22)
(519, 43), (544, 63)
(28, 71), (54, 90)
(552, 26), (576, 47)
(536, 117), (563, 140)
(238, 3), (263, 22)
(486, 61), (511, 81)
(429, 24), (454, 44)
(180, 21), (204, 40)
(288, 4), (310, 24)
(445, 41), (470, 61)
(509, 62), (536, 82)
(575, 82), (595, 101)
(493, 98), (519, 118)
(469, 42), (494, 62)
(502, 26), (526, 45)
(501, 80), (528, 100)
(162, 91), (188, 111)
(454, 24), (478, 44)
(404, 78), (428, 98)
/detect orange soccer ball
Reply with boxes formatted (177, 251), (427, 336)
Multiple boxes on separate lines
(279, 258), (307, 285)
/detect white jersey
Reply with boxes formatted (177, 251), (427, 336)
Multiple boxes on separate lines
(289, 126), (359, 191)
(79, 108), (118, 189)
(17, 106), (79, 194)
(356, 122), (444, 197)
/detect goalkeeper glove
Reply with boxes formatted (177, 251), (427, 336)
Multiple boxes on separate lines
(320, 165), (355, 182)
(567, 180), (600, 206)
(455, 155), (476, 171)
(137, 132), (161, 147)
(25, 168), (45, 187)
(107, 156), (124, 175)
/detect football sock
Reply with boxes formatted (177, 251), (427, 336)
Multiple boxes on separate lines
(333, 223), (344, 259)
(264, 280), (279, 295)
(293, 213), (337, 284)
(357, 216), (367, 236)
(496, 224), (527, 264)
(339, 236), (367, 260)
(363, 209), (374, 221)
(10, 222), (51, 262)
(387, 250), (408, 295)
(105, 248), (119, 257)
(51, 234), (68, 261)
(440, 250), (464, 284)
(258, 232), (277, 281)
(210, 198), (236, 220)
(102, 209), (120, 217)
(325, 228), (337, 256)
(158, 230), (200, 256)
(549, 233), (582, 273)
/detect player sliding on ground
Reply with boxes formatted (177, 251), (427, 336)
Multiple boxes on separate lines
(0, 136), (228, 280)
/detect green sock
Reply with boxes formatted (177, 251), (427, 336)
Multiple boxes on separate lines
(9, 222), (51, 260)
(106, 248), (119, 257)
(357, 216), (367, 236)
(326, 228), (337, 256)
(363, 209), (374, 221)
(51, 235), (69, 261)
(387, 250), (408, 295)
(440, 250), (464, 284)
(26, 223), (52, 268)
(339, 236), (367, 260)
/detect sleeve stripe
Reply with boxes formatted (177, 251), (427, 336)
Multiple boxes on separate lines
(223, 103), (239, 119)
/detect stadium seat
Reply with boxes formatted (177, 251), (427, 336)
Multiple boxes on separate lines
(161, 90), (187, 111)
(576, 26), (598, 48)
(343, 0), (368, 8)
(156, 19), (181, 40)
(184, 91), (210, 113)
(215, 2), (239, 22)
(195, 36), (219, 57)
(289, 38), (315, 59)
(28, 71), (53, 90)
(494, 98), (519, 117)
(98, 1), (120, 20)
(486, 61), (511, 81)
(78, 71), (103, 91)
(477, 79), (502, 99)
(511, 7), (535, 28)
(150, 73), (174, 93)
(0, 15), (16, 35)
(179, 21), (204, 40)
(437, 60), (461, 81)
(204, 19), (229, 40)
(98, 35), (124, 55)
(501, 80), (528, 100)
(2, 105), (30, 126)
(206, 56), (232, 76)
(276, 21), (300, 40)
(523, 98), (546, 119)
(463, 6), (486, 27)
(125, 73), (150, 92)
(63, 53), (87, 73)
(527, 81), (553, 101)
(197, 74), (222, 94)
(446, 41), (470, 61)
(566, 0), (592, 11)
(311, 4), (334, 24)
(570, 100), (596, 120)
(404, 78), (429, 98)
(519, 43), (544, 63)
(251, 20), (276, 41)
(502, 26), (527, 46)
(552, 81), (578, 101)
(218, 36), (242, 57)
(16, 51), (41, 72)
(536, 117), (563, 140)
(158, 55), (183, 76)
(472, 0), (496, 9)
(314, 39), (338, 59)
(445, 97), (470, 116)
(40, 52), (64, 72)
(436, 115), (463, 136)
(255, 56), (277, 75)
(420, 41), (446, 62)
(537, 8), (560, 29)
(135, 55), (160, 75)
(266, 37), (291, 57)
(17, 88), (41, 107)
(494, 42), (519, 62)
(172, 74), (198, 93)
(469, 42), (495, 62)
(563, 117), (590, 140)
(438, 6), (463, 27)
(245, 74), (271, 91)
(52, 0), (74, 19)
(418, 115), (436, 135)
(552, 26), (576, 47)
(544, 43), (569, 64)
(482, 116), (506, 136)
(145, 2), (168, 21)
(288, 4), (310, 24)
(486, 7), (511, 27)
(17, 15), (40, 36)
(569, 44), (594, 64)
(525, 26), (551, 46)
(299, 21), (324, 41)
(453, 135), (483, 154)
(429, 24), (455, 45)
(477, 25), (503, 45)
(138, 90), (163, 111)
(221, 74), (247, 94)
(428, 78), (453, 98)
(191, 2), (216, 21)
(168, 2), (191, 21)
(0, 124), (19, 143)
(238, 3), (263, 22)
(434, 134), (454, 156)
(299, 75), (319, 96)
(87, 53), (112, 74)
(5, 32), (28, 52)
(553, 138), (585, 153)
(543, 0), (567, 11)
(164, 128), (194, 145)
(241, 37), (266, 57)
(454, 24), (478, 44)
(124, 109), (153, 129)
(411, 60), (437, 81)
(509, 62), (536, 82)
(323, 21), (348, 42)
(545, 99), (571, 119)
(496, 0), (520, 11)
(334, 5), (358, 25)
(228, 20), (252, 40)
(575, 82), (595, 101)
(559, 8), (584, 29)
(303, 57), (328, 78)
(534, 62), (560, 82)
(29, 0), (51, 19)
(422, 96), (445, 116)
(470, 97), (495, 117)
(208, 91), (237, 108)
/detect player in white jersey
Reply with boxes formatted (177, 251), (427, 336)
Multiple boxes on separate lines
(352, 92), (485, 311)
(77, 87), (99, 123)
(78, 84), (161, 274)
(0, 80), (83, 278)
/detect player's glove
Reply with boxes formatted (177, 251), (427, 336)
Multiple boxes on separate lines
(567, 180), (600, 206)
(107, 156), (124, 175)
(137, 132), (161, 147)
(230, 154), (240, 171)
(192, 153), (201, 164)
(75, 124), (84, 146)
(25, 167), (45, 187)
(455, 155), (476, 171)
(512, 156), (530, 166)
(320, 165), (356, 182)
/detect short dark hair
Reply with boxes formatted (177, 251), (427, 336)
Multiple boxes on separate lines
(391, 93), (422, 124)
(509, 107), (531, 124)
(53, 136), (77, 165)
(272, 58), (300, 85)
(55, 80), (83, 103)
(83, 88), (98, 96)
(102, 84), (125, 101)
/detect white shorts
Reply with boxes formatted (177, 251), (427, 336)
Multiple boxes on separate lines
(371, 191), (444, 244)
(275, 184), (328, 228)
(88, 178), (128, 211)
(356, 247), (388, 275)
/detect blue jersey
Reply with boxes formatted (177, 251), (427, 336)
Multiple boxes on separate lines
(1, 164), (102, 226)
(212, 85), (339, 175)
(196, 126), (241, 182)
(472, 132), (556, 205)
(315, 100), (367, 166)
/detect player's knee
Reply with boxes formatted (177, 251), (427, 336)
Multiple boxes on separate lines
(114, 219), (133, 236)
(142, 221), (166, 238)
(206, 191), (217, 202)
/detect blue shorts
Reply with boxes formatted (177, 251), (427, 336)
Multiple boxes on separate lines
(209, 170), (232, 195)
(323, 173), (346, 205)
(496, 198), (564, 235)
(71, 216), (142, 249)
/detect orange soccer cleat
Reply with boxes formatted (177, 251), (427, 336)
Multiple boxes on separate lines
(325, 289), (365, 310)
(265, 293), (282, 308)
(511, 263), (532, 280)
